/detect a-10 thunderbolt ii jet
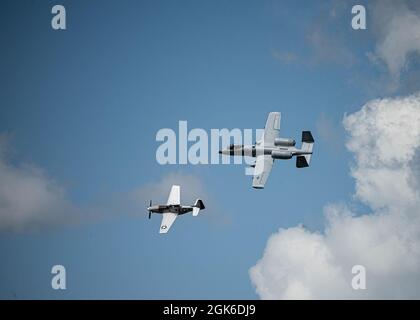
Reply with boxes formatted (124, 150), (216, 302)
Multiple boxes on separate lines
(147, 185), (205, 233)
(219, 112), (314, 189)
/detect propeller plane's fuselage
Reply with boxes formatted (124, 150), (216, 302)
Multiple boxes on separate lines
(147, 204), (194, 216)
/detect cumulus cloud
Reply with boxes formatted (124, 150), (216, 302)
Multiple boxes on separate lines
(0, 135), (77, 232)
(250, 92), (420, 299)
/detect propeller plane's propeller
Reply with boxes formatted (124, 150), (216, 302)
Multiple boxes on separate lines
(148, 200), (152, 219)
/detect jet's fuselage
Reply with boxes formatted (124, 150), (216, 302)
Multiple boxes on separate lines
(219, 144), (311, 158)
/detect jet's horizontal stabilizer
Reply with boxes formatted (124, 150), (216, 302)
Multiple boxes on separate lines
(296, 156), (309, 168)
(192, 199), (205, 216)
(297, 131), (314, 168)
(302, 131), (314, 143)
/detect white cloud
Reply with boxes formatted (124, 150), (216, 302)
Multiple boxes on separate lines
(0, 135), (76, 232)
(250, 92), (420, 299)
(0, 135), (217, 232)
(371, 0), (420, 79)
(114, 172), (229, 227)
(295, 0), (420, 93)
(127, 173), (208, 208)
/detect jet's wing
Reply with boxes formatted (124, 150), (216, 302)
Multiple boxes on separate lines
(166, 185), (180, 205)
(252, 155), (274, 189)
(159, 212), (177, 234)
(262, 112), (281, 145)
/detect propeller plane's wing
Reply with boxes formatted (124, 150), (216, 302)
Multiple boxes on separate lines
(158, 185), (181, 233)
(166, 185), (180, 205)
(159, 212), (177, 234)
(149, 185), (206, 234)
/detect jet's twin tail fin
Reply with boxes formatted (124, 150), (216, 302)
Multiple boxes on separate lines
(296, 131), (314, 168)
(192, 199), (205, 216)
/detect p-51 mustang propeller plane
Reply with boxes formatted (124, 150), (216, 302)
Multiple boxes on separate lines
(147, 185), (205, 234)
(219, 112), (315, 189)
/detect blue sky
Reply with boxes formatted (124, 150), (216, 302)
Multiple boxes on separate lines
(1, 0), (417, 299)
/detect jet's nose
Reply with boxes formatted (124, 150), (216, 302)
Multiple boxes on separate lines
(218, 150), (222, 154)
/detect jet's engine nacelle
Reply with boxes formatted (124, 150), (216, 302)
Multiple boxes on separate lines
(271, 150), (293, 159)
(274, 138), (296, 147)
